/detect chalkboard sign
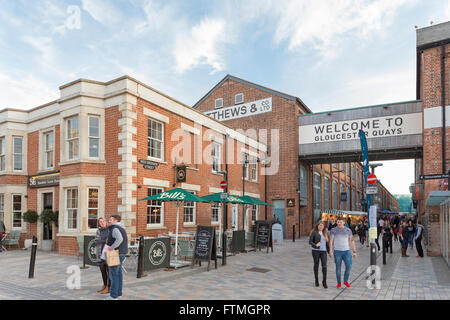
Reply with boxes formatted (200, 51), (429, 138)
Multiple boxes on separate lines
(231, 230), (245, 253)
(255, 220), (273, 253)
(143, 237), (170, 271)
(192, 226), (217, 271)
(83, 235), (98, 266)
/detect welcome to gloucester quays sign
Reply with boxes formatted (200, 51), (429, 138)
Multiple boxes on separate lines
(298, 113), (422, 144)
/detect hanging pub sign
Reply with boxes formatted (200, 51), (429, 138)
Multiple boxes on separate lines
(28, 171), (60, 188)
(143, 237), (170, 271)
(139, 159), (160, 170)
(176, 165), (187, 183)
(192, 226), (217, 271)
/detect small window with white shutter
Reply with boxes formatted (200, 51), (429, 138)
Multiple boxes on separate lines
(235, 93), (244, 104)
(215, 98), (223, 109)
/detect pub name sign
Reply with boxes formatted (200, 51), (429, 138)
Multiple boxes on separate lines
(205, 97), (272, 121)
(28, 171), (60, 188)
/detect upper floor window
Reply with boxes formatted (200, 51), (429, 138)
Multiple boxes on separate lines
(13, 137), (23, 171)
(211, 142), (222, 173)
(251, 159), (258, 182)
(211, 203), (221, 223)
(88, 116), (100, 159)
(148, 118), (164, 160)
(66, 117), (79, 160)
(242, 153), (249, 179)
(44, 131), (54, 169)
(215, 98), (223, 109)
(0, 137), (5, 171)
(235, 93), (244, 104)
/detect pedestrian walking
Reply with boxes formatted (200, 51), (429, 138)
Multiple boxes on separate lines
(406, 220), (416, 249)
(382, 222), (393, 254)
(399, 220), (409, 257)
(356, 221), (366, 246)
(415, 221), (424, 258)
(329, 216), (357, 289)
(393, 224), (399, 242)
(328, 218), (337, 231)
(95, 217), (110, 294)
(105, 215), (128, 300)
(309, 221), (330, 289)
(364, 220), (369, 247)
(0, 218), (5, 252)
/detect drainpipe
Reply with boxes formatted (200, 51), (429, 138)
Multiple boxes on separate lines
(442, 44), (447, 173)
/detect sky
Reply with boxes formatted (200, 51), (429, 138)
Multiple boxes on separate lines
(0, 0), (448, 195)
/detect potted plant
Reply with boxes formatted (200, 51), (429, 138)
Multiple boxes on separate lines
(23, 210), (38, 249)
(40, 209), (57, 251)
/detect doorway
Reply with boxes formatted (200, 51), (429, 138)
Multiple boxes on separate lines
(273, 200), (286, 238)
(42, 192), (53, 240)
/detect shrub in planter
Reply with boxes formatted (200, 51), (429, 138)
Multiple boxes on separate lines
(23, 210), (39, 224)
(40, 209), (57, 241)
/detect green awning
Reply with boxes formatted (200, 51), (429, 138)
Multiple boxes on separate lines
(138, 188), (205, 202)
(199, 192), (251, 204)
(426, 191), (450, 206)
(240, 195), (272, 206)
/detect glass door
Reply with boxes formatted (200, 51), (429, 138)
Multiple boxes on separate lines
(42, 192), (53, 240)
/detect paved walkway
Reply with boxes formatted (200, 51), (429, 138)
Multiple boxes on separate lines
(0, 237), (449, 300)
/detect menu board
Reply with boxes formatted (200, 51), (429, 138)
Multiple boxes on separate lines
(192, 226), (217, 271)
(143, 237), (170, 271)
(83, 235), (98, 266)
(255, 220), (273, 253)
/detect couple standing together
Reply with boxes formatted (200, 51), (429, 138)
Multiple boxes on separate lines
(95, 215), (128, 300)
(309, 216), (357, 289)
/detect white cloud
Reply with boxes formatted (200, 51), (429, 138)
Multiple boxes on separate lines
(23, 36), (55, 68)
(81, 0), (123, 26)
(0, 73), (58, 110)
(173, 18), (230, 74)
(272, 0), (410, 58)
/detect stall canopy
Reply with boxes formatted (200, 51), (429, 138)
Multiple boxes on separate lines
(138, 188), (206, 268)
(321, 209), (367, 216)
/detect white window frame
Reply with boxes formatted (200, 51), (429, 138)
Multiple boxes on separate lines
(44, 131), (54, 169)
(211, 203), (221, 224)
(87, 188), (99, 231)
(88, 116), (100, 159)
(12, 194), (22, 230)
(0, 137), (5, 171)
(66, 188), (78, 231)
(251, 204), (258, 222)
(211, 142), (222, 173)
(235, 93), (244, 104)
(242, 153), (249, 180)
(147, 187), (164, 227)
(251, 158), (258, 182)
(0, 193), (4, 223)
(13, 136), (23, 171)
(183, 191), (196, 226)
(215, 98), (223, 109)
(66, 116), (79, 161)
(148, 118), (164, 161)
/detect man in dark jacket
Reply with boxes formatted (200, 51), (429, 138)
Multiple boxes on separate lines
(0, 218), (5, 252)
(415, 221), (424, 258)
(105, 215), (128, 300)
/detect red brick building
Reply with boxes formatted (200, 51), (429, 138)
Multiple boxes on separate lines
(194, 76), (370, 236)
(0, 76), (266, 255)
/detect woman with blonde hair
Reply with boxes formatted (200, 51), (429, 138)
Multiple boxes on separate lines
(309, 220), (330, 288)
(95, 217), (110, 294)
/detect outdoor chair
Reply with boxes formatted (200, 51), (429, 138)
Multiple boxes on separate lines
(177, 239), (194, 260)
(123, 238), (139, 273)
(4, 230), (21, 249)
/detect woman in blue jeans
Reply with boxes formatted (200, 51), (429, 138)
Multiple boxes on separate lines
(329, 217), (357, 289)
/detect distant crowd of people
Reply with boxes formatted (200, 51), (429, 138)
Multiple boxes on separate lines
(309, 214), (424, 290)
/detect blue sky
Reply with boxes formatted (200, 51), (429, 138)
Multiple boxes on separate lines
(0, 0), (448, 195)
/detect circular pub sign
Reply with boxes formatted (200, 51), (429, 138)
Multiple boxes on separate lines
(148, 240), (167, 266)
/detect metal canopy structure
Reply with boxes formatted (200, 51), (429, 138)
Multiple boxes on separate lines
(426, 191), (450, 206)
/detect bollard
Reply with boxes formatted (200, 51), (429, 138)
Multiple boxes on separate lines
(292, 225), (295, 242)
(137, 235), (145, 278)
(28, 235), (37, 279)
